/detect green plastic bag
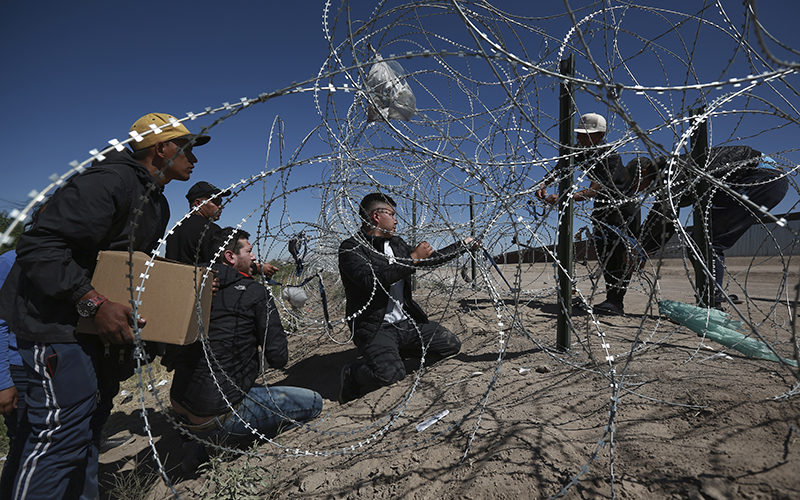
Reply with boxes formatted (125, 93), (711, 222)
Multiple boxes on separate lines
(658, 300), (798, 367)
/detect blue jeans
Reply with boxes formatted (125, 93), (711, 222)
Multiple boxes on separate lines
(13, 340), (121, 500)
(195, 385), (322, 446)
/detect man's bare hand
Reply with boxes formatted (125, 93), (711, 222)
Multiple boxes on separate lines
(411, 241), (434, 262)
(535, 188), (559, 205)
(93, 301), (145, 344)
(463, 237), (481, 250)
(255, 262), (279, 279)
(212, 277), (220, 297)
(0, 386), (17, 415)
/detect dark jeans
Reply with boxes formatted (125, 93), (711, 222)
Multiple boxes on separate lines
(594, 223), (638, 306)
(13, 340), (120, 500)
(710, 171), (789, 300)
(350, 320), (461, 396)
(640, 169), (788, 304)
(0, 364), (28, 500)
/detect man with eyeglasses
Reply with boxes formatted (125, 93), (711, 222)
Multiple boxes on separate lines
(166, 181), (230, 265)
(337, 192), (478, 403)
(0, 113), (209, 499)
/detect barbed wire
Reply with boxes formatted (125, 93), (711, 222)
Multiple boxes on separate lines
(3, 1), (800, 498)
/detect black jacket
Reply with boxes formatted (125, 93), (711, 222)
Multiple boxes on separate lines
(0, 150), (169, 344)
(338, 229), (466, 348)
(577, 146), (638, 228)
(650, 146), (764, 206)
(541, 144), (637, 228)
(169, 263), (288, 417)
(165, 213), (222, 265)
(640, 145), (775, 253)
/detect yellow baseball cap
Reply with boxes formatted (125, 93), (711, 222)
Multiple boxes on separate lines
(128, 113), (211, 151)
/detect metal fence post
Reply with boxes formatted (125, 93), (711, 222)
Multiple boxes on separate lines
(556, 55), (576, 351)
(412, 192), (417, 291)
(470, 195), (477, 285)
(689, 108), (713, 307)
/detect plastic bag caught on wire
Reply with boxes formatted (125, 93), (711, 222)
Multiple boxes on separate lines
(366, 54), (416, 122)
(282, 286), (309, 309)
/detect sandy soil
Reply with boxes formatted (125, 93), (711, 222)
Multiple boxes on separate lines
(97, 258), (800, 499)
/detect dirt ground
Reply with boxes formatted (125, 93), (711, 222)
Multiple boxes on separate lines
(96, 257), (800, 499)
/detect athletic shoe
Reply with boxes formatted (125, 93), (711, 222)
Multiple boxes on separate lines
(338, 364), (359, 404)
(181, 442), (209, 474)
(594, 300), (625, 316)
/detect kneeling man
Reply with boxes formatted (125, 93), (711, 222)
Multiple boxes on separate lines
(338, 192), (476, 403)
(170, 227), (322, 470)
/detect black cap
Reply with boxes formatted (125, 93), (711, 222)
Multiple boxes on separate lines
(185, 181), (230, 202)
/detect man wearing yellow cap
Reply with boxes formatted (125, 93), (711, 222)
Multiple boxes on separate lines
(0, 113), (209, 499)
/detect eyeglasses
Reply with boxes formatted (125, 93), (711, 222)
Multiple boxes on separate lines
(374, 208), (397, 219)
(168, 140), (194, 156)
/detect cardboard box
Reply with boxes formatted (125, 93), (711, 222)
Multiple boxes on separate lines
(77, 251), (214, 345)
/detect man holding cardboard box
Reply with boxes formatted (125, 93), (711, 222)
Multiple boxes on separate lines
(170, 227), (322, 472)
(0, 113), (209, 500)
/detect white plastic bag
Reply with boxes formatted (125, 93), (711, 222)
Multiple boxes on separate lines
(366, 55), (416, 121)
(282, 287), (309, 309)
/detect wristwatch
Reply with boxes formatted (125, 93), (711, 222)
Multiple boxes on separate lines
(76, 294), (108, 318)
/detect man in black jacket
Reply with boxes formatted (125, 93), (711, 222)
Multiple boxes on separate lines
(338, 193), (476, 403)
(536, 113), (640, 315)
(165, 181), (278, 278)
(639, 145), (789, 308)
(165, 181), (229, 264)
(0, 113), (209, 500)
(170, 228), (322, 471)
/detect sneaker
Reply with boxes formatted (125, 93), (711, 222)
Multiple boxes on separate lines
(338, 364), (359, 404)
(594, 300), (625, 316)
(181, 442), (209, 474)
(713, 294), (742, 309)
(719, 294), (743, 304)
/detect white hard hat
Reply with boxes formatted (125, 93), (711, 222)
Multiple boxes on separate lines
(574, 113), (607, 134)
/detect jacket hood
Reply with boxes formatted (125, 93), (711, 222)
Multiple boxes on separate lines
(212, 262), (253, 289)
(91, 149), (163, 194)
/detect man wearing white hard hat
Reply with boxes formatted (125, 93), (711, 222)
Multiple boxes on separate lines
(536, 112), (639, 316)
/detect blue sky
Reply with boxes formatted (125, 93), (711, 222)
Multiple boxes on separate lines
(2, 1), (798, 259)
